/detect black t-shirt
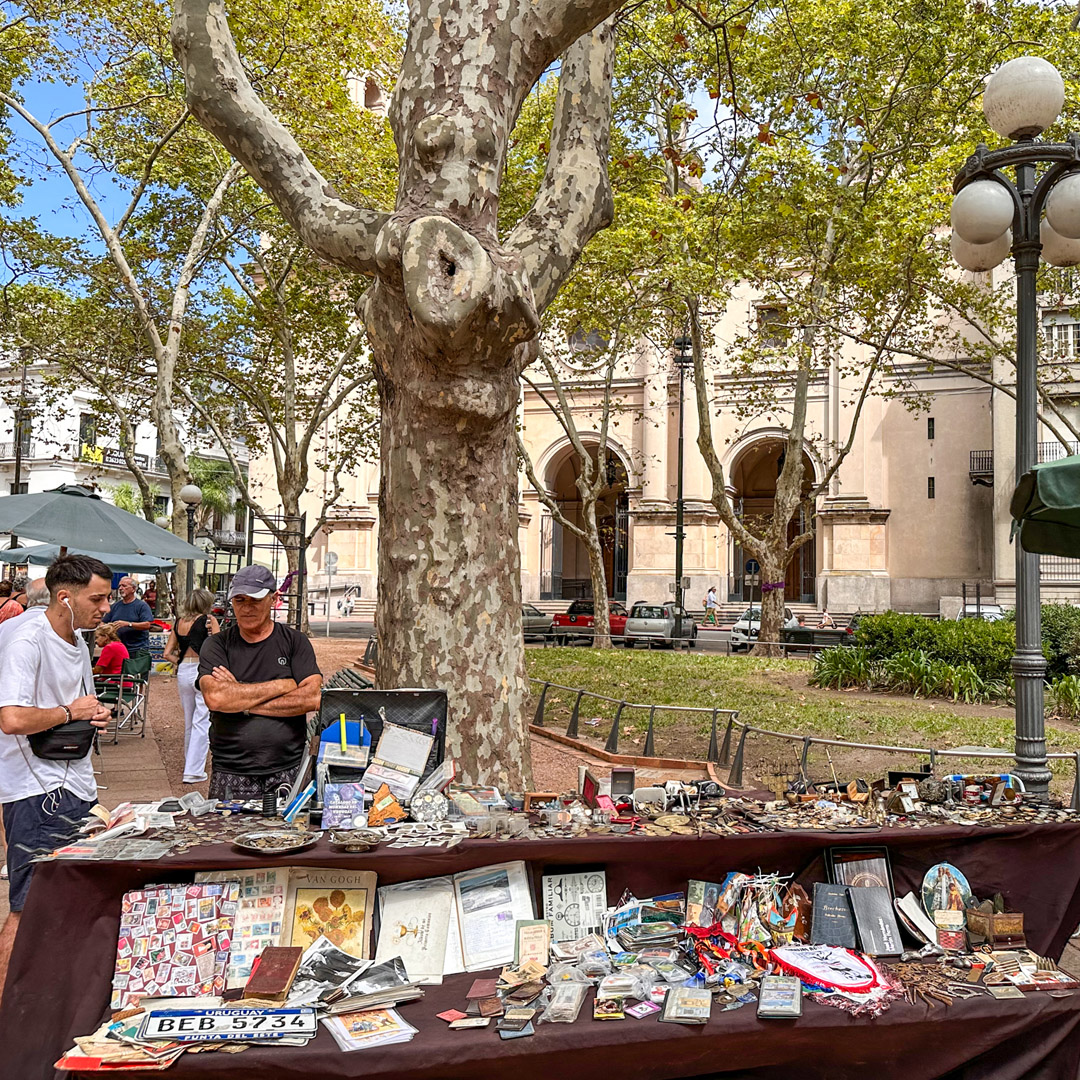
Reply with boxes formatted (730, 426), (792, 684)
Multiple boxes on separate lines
(197, 623), (321, 776)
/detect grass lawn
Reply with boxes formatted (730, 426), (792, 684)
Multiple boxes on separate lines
(526, 649), (1080, 794)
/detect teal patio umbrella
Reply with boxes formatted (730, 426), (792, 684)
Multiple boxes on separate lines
(0, 485), (207, 560)
(1010, 455), (1080, 557)
(0, 544), (176, 574)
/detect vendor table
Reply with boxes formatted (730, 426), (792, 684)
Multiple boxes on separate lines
(4, 820), (1080, 1080)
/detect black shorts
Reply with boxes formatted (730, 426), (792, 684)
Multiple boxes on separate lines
(3, 789), (93, 911)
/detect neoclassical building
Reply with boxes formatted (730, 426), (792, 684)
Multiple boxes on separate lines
(283, 274), (1080, 616)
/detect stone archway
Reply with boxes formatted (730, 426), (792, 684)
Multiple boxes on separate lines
(540, 443), (630, 600)
(728, 439), (817, 603)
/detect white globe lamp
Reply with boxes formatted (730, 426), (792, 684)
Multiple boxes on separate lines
(983, 56), (1064, 140)
(1044, 173), (1080, 239)
(950, 180), (1014, 245)
(950, 229), (1012, 272)
(1040, 219), (1080, 267)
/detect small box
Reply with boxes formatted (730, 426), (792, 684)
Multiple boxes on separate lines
(610, 767), (636, 797)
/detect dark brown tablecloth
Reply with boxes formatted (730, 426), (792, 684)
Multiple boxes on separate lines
(4, 820), (1080, 1080)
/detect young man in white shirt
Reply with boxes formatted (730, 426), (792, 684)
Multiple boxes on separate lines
(0, 554), (112, 1005)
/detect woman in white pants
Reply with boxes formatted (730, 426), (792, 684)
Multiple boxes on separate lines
(163, 588), (220, 784)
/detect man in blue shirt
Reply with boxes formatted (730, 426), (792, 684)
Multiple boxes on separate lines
(102, 576), (154, 656)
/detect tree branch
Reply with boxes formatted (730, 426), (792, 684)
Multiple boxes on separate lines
(509, 17), (616, 313)
(171, 0), (387, 273)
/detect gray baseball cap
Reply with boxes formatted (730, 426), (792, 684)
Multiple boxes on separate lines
(228, 565), (277, 600)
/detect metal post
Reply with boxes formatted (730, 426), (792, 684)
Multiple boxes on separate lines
(605, 702), (626, 754)
(643, 705), (656, 757)
(1012, 212), (1051, 796)
(325, 568), (333, 637)
(674, 358), (686, 640)
(533, 683), (549, 727)
(567, 689), (585, 738)
(727, 726), (749, 788)
(185, 505), (196, 596)
(1071, 750), (1080, 812)
(718, 714), (735, 765)
(706, 708), (720, 763)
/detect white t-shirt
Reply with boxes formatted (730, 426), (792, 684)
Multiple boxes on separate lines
(0, 605), (47, 649)
(0, 611), (97, 803)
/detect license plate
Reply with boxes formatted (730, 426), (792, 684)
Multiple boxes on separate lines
(140, 1007), (318, 1042)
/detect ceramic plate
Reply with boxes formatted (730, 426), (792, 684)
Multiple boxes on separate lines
(921, 862), (973, 916)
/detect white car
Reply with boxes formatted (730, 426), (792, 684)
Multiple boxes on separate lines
(956, 604), (1004, 622)
(730, 605), (793, 652)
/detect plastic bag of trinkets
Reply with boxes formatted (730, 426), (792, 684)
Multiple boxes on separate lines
(537, 982), (589, 1024)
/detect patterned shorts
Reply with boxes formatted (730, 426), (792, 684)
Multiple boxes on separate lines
(208, 767), (298, 801)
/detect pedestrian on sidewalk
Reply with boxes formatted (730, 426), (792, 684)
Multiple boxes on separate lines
(702, 585), (720, 627)
(198, 566), (321, 800)
(0, 554), (112, 1006)
(102, 576), (154, 658)
(163, 588), (219, 785)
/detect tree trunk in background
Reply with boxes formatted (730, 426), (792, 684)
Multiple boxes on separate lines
(753, 554), (787, 658)
(583, 507), (611, 648)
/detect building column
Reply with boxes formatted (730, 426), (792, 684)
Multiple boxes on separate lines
(639, 345), (668, 505)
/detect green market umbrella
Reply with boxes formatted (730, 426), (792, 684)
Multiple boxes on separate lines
(0, 544), (176, 574)
(1010, 455), (1080, 557)
(0, 485), (207, 560)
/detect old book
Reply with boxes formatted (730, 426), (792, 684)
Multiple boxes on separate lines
(848, 886), (903, 956)
(810, 883), (857, 950)
(243, 946), (303, 1001)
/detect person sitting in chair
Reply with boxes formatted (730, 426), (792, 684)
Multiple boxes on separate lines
(92, 623), (129, 676)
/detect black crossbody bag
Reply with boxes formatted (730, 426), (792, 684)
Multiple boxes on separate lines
(27, 643), (97, 760)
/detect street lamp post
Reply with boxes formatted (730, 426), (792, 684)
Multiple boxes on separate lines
(672, 335), (694, 641)
(950, 56), (1080, 798)
(179, 484), (203, 597)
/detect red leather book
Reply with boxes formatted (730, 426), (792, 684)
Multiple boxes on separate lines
(243, 946), (303, 1002)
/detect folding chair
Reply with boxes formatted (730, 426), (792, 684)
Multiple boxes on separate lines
(95, 652), (152, 742)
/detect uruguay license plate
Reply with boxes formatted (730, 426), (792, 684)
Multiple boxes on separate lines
(140, 1007), (318, 1042)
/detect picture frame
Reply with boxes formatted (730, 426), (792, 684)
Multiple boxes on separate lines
(826, 846), (895, 896)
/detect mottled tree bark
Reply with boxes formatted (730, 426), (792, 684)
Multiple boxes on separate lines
(173, 0), (621, 785)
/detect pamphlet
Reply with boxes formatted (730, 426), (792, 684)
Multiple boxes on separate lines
(454, 861), (535, 971)
(375, 877), (455, 985)
(322, 783), (368, 830)
(542, 869), (607, 943)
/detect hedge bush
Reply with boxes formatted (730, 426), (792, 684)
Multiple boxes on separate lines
(853, 611), (1015, 681)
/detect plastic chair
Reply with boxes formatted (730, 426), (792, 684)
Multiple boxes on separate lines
(95, 652), (152, 742)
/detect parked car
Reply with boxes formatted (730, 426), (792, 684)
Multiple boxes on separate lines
(956, 604), (1005, 622)
(623, 603), (698, 648)
(551, 599), (629, 644)
(522, 603), (553, 641)
(730, 605), (794, 652)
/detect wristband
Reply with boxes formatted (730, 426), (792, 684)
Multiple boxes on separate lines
(60, 705), (73, 724)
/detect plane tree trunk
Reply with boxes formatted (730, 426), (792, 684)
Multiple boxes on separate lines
(173, 0), (621, 785)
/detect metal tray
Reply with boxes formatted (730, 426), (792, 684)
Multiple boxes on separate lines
(231, 829), (323, 855)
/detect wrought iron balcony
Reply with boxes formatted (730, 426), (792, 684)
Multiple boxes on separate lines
(969, 450), (993, 485)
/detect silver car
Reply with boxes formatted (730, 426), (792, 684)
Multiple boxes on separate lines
(623, 603), (697, 648)
(522, 603), (553, 641)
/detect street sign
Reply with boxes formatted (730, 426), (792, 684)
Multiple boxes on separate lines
(326, 551), (339, 573)
(745, 558), (760, 575)
(682, 576), (691, 589)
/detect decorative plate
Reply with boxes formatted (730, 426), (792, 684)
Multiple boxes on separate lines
(411, 790), (450, 823)
(921, 862), (973, 917)
(231, 829), (323, 855)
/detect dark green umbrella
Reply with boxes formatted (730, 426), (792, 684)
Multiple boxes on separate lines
(1010, 454), (1080, 556)
(0, 485), (207, 559)
(0, 543), (176, 573)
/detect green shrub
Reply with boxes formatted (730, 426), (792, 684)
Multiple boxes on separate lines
(1048, 675), (1080, 721)
(811, 647), (875, 689)
(1040, 604), (1080, 678)
(855, 612), (1014, 681)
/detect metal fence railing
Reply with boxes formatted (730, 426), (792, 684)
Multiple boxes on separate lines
(529, 678), (1080, 810)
